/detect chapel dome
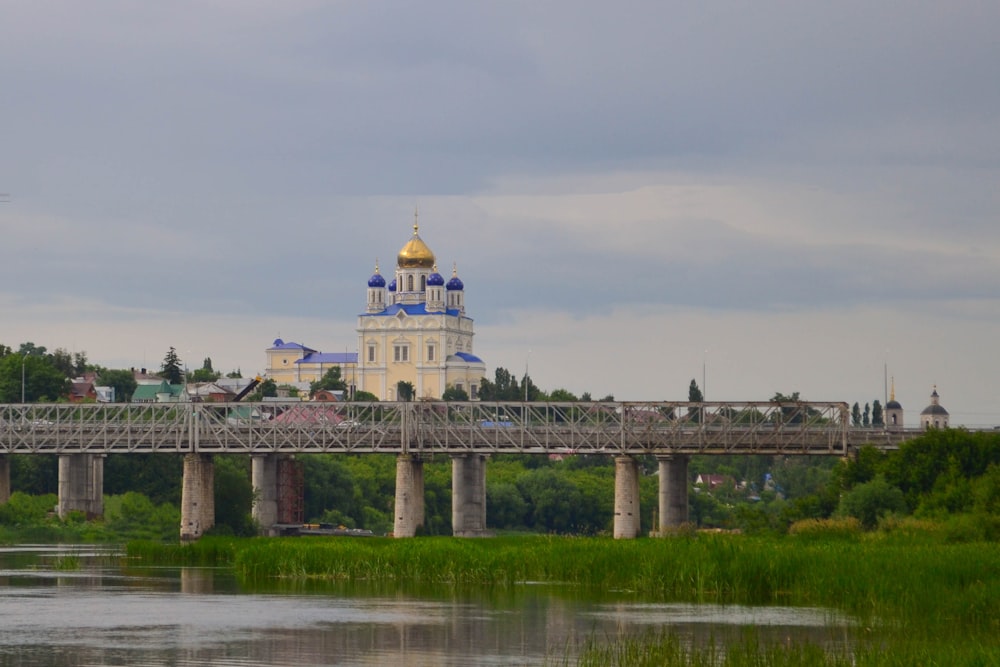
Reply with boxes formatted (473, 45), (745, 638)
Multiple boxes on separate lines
(367, 264), (386, 288)
(397, 223), (435, 269)
(446, 266), (464, 291)
(427, 268), (445, 286)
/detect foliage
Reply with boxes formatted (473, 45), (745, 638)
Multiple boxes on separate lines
(442, 385), (469, 401)
(396, 380), (414, 401)
(0, 353), (71, 402)
(104, 492), (179, 540)
(159, 347), (184, 384)
(96, 369), (138, 402)
(210, 455), (256, 537)
(836, 475), (906, 529)
(310, 366), (346, 397)
(688, 379), (704, 422)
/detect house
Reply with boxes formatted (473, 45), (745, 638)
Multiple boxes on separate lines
(69, 380), (98, 403)
(695, 474), (735, 491)
(131, 380), (186, 403)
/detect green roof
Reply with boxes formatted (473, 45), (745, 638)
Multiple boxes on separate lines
(131, 381), (185, 402)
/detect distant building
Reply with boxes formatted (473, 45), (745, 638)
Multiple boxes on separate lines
(885, 378), (903, 430)
(264, 215), (486, 401)
(357, 219), (485, 400)
(920, 386), (949, 429)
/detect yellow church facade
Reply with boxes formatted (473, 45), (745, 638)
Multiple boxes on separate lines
(264, 219), (485, 401)
(357, 221), (485, 400)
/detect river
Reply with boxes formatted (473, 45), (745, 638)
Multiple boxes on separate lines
(0, 545), (853, 666)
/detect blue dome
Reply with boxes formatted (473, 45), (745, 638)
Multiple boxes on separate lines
(427, 272), (445, 286)
(368, 273), (386, 288)
(388, 278), (397, 292)
(446, 275), (464, 291)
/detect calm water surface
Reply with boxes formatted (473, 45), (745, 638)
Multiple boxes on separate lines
(0, 545), (853, 666)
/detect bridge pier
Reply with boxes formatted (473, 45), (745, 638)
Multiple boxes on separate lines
(251, 454), (279, 535)
(452, 454), (488, 537)
(180, 454), (214, 541)
(57, 454), (103, 519)
(613, 456), (640, 539)
(0, 456), (9, 504)
(393, 454), (424, 538)
(657, 455), (689, 532)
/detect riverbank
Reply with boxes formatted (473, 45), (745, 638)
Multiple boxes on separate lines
(127, 524), (1000, 665)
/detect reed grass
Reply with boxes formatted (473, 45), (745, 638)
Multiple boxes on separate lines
(563, 628), (1000, 667)
(127, 531), (1000, 643)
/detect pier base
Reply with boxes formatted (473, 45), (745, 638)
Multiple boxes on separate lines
(452, 454), (489, 536)
(252, 454), (279, 535)
(57, 454), (103, 519)
(613, 456), (640, 539)
(180, 454), (215, 541)
(0, 456), (9, 504)
(657, 455), (690, 532)
(393, 454), (424, 538)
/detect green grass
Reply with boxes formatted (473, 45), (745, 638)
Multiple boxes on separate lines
(128, 532), (1000, 633)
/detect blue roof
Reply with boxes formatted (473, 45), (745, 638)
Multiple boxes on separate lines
(368, 273), (386, 288)
(454, 352), (484, 363)
(297, 352), (358, 365)
(269, 339), (317, 353)
(427, 272), (444, 286)
(360, 304), (462, 317)
(446, 275), (464, 290)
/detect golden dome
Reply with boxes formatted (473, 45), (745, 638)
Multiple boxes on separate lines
(397, 218), (435, 269)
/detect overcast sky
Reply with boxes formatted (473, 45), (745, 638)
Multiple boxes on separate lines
(2, 2), (998, 426)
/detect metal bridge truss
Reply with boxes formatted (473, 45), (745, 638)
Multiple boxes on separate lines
(0, 400), (916, 457)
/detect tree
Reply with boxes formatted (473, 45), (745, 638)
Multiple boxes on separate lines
(189, 357), (220, 383)
(837, 475), (906, 529)
(97, 369), (138, 402)
(872, 400), (884, 427)
(852, 402), (862, 427)
(160, 347), (183, 384)
(0, 353), (70, 402)
(396, 380), (414, 402)
(688, 379), (704, 423)
(310, 366), (346, 397)
(863, 402), (871, 427)
(442, 385), (469, 401)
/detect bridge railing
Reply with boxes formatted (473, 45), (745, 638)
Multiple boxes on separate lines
(1, 400), (860, 455)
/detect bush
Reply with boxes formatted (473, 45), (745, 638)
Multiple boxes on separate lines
(837, 475), (906, 529)
(788, 517), (862, 538)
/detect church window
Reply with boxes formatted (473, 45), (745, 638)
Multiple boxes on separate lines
(407, 275), (414, 292)
(421, 275), (426, 291)
(470, 384), (478, 400)
(368, 345), (376, 363)
(394, 345), (409, 362)
(427, 345), (435, 362)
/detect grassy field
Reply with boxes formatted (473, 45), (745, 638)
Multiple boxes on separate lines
(127, 526), (1000, 665)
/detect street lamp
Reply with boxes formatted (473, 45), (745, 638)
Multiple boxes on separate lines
(21, 353), (27, 404)
(524, 349), (531, 402)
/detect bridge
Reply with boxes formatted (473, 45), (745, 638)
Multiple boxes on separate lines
(0, 401), (923, 540)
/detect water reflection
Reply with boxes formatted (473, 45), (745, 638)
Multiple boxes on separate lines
(0, 546), (855, 666)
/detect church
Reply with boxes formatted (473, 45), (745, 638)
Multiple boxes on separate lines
(265, 218), (486, 401)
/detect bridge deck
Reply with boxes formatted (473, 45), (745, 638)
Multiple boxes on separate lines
(0, 401), (917, 456)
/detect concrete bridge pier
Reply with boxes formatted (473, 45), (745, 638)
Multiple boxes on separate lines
(251, 454), (279, 536)
(658, 455), (690, 531)
(452, 454), (488, 536)
(613, 455), (640, 539)
(181, 454), (215, 541)
(57, 454), (103, 519)
(0, 456), (9, 504)
(393, 454), (424, 538)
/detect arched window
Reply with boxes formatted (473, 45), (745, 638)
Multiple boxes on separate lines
(407, 275), (414, 292)
(421, 276), (426, 291)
